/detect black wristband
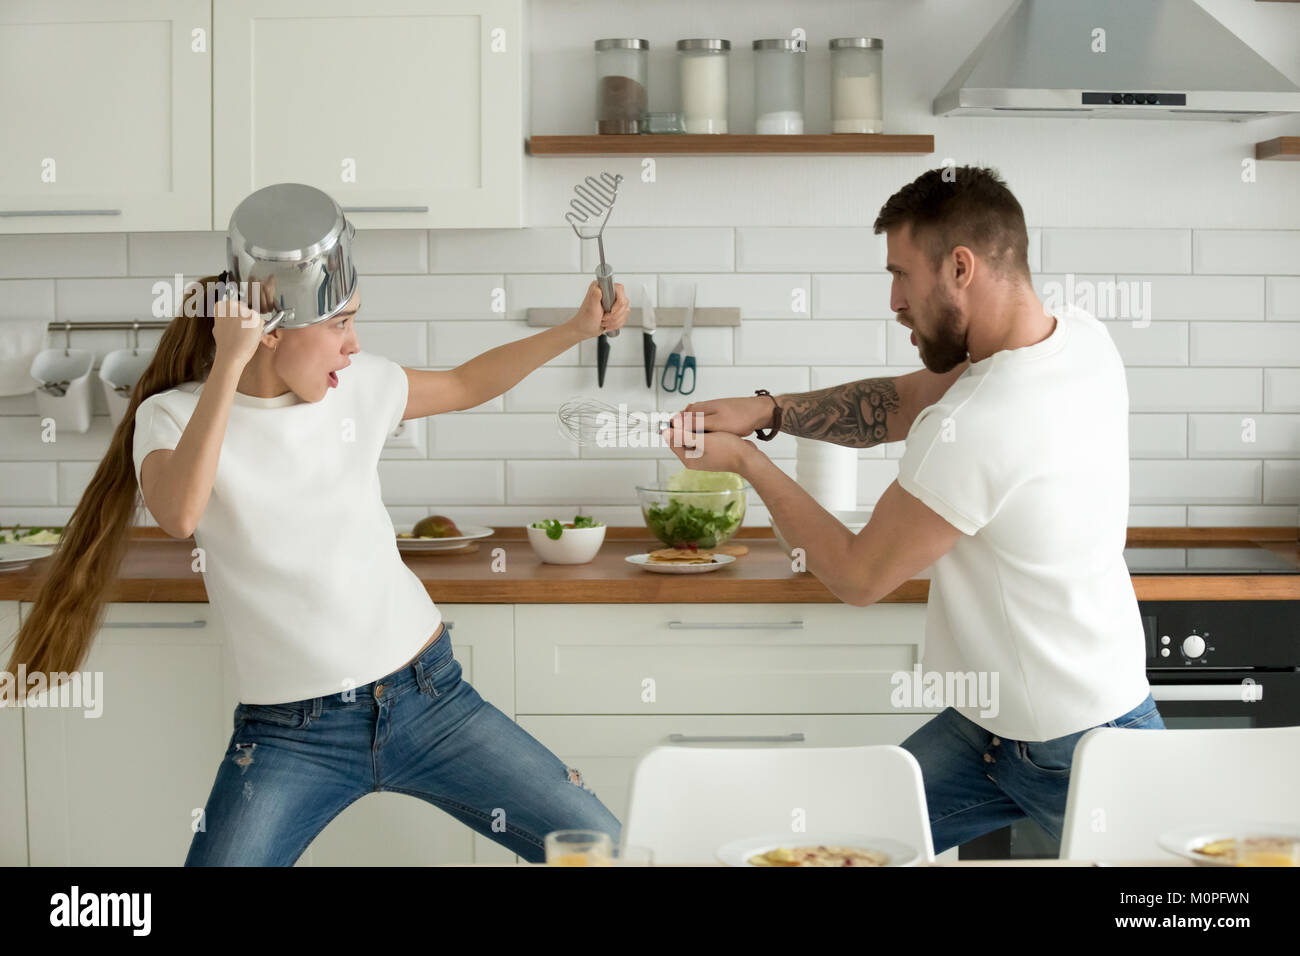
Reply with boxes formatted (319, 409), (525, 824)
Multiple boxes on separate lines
(753, 389), (781, 441)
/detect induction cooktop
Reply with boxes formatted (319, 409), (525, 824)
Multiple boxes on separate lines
(1123, 546), (1300, 575)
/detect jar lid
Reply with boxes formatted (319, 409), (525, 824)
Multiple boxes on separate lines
(829, 37), (884, 50)
(595, 38), (649, 51)
(676, 38), (731, 52)
(752, 38), (806, 52)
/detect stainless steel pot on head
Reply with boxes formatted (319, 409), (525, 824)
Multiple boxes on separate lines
(221, 182), (358, 334)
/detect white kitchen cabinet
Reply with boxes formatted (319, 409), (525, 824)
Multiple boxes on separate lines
(0, 602), (27, 865)
(514, 603), (930, 714)
(213, 0), (523, 230)
(516, 714), (938, 839)
(21, 602), (231, 866)
(300, 603), (518, 865)
(0, 0), (212, 233)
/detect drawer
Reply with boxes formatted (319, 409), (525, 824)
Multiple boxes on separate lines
(514, 603), (928, 714)
(518, 713), (937, 828)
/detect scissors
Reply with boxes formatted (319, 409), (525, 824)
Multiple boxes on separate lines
(660, 284), (697, 395)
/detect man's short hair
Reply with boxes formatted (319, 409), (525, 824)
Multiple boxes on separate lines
(873, 166), (1031, 281)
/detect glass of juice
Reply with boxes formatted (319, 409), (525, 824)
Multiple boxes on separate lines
(545, 830), (613, 866)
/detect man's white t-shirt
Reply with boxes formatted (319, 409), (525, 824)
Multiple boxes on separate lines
(132, 350), (442, 705)
(896, 304), (1150, 742)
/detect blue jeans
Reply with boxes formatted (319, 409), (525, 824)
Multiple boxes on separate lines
(899, 691), (1165, 855)
(185, 623), (621, 865)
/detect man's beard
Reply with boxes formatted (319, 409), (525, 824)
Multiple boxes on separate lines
(915, 291), (968, 373)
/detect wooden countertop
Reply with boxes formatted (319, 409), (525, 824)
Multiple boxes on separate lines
(2, 526), (1297, 603)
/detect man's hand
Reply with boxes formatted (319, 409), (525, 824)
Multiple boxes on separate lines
(665, 395), (775, 438)
(566, 280), (629, 340)
(660, 419), (762, 475)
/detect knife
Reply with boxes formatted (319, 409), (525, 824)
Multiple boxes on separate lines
(640, 283), (657, 389)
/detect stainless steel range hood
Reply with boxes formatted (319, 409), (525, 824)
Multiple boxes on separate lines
(933, 0), (1300, 121)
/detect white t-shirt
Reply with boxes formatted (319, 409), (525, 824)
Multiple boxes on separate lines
(896, 304), (1150, 742)
(132, 350), (442, 705)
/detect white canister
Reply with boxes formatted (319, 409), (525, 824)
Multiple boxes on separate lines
(830, 37), (883, 133)
(753, 38), (805, 134)
(677, 38), (730, 133)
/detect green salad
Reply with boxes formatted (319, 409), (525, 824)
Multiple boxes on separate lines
(644, 498), (742, 548)
(530, 515), (603, 540)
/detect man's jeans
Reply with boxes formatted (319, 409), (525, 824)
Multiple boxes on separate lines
(185, 623), (621, 865)
(899, 692), (1165, 855)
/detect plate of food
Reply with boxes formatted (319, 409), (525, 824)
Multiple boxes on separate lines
(625, 549), (736, 574)
(1158, 822), (1300, 866)
(717, 833), (920, 867)
(0, 543), (55, 573)
(396, 515), (494, 552)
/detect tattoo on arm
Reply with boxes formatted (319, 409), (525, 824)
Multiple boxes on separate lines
(776, 378), (902, 448)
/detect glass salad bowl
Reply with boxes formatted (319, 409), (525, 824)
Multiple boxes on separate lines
(635, 484), (749, 549)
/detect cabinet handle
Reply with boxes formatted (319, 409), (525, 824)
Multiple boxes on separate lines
(669, 733), (806, 743)
(341, 205), (430, 214)
(443, 621), (454, 630)
(1151, 684), (1264, 702)
(101, 620), (207, 629)
(0, 209), (122, 217)
(665, 620), (804, 630)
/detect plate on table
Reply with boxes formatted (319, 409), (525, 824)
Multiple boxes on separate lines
(0, 543), (54, 572)
(1157, 822), (1300, 866)
(717, 833), (920, 867)
(396, 525), (494, 552)
(625, 552), (736, 574)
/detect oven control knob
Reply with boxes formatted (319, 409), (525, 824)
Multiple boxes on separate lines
(1181, 634), (1206, 659)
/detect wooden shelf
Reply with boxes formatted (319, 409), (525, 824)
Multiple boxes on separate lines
(527, 307), (739, 327)
(1256, 136), (1300, 160)
(526, 133), (934, 156)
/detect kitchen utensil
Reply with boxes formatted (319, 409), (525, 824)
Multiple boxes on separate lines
(223, 182), (359, 335)
(625, 552), (735, 574)
(640, 282), (657, 388)
(716, 833), (919, 867)
(563, 172), (623, 387)
(556, 396), (659, 447)
(660, 284), (697, 394)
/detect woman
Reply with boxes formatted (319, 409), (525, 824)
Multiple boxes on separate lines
(6, 263), (629, 865)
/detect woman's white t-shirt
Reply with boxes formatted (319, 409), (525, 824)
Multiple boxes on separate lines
(132, 350), (442, 705)
(896, 305), (1151, 742)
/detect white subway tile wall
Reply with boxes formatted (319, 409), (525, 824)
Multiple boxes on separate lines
(0, 225), (1297, 531)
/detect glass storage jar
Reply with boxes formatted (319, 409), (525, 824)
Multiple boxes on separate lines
(677, 38), (730, 133)
(829, 37), (883, 133)
(595, 38), (649, 134)
(753, 38), (805, 134)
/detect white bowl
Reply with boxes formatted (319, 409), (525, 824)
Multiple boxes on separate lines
(526, 523), (606, 564)
(770, 508), (872, 556)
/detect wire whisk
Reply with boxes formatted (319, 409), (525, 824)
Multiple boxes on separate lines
(557, 396), (665, 447)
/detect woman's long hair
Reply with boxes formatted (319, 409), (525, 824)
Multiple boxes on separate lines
(3, 274), (232, 699)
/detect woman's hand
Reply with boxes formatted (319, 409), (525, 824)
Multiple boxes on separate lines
(567, 280), (629, 340)
(211, 288), (268, 370)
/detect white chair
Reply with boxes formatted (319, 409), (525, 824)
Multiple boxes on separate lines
(622, 745), (934, 864)
(1060, 725), (1300, 862)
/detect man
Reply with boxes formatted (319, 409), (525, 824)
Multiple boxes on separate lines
(661, 165), (1163, 856)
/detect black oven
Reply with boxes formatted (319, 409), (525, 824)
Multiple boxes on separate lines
(959, 580), (1300, 860)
